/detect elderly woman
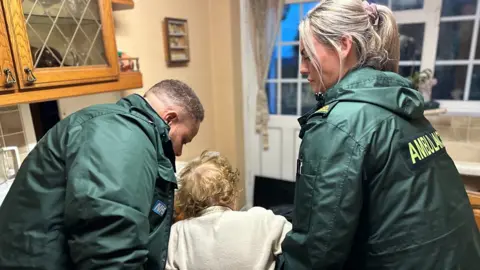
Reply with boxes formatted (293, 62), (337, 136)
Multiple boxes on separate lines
(279, 1), (480, 269)
(166, 151), (291, 270)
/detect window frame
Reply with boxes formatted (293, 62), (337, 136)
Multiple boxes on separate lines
(278, 0), (480, 115)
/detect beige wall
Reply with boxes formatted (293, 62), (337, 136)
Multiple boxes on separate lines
(114, 0), (217, 162)
(114, 0), (245, 204)
(207, 0), (245, 205)
(57, 92), (122, 119)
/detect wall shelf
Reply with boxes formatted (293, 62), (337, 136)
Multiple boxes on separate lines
(0, 72), (142, 106)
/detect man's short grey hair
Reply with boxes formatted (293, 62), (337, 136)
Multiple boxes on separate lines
(146, 79), (204, 122)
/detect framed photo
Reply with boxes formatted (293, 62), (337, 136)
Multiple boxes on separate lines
(164, 17), (190, 66)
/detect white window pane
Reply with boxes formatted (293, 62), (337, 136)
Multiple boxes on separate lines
(281, 4), (300, 42)
(469, 66), (480, 100)
(436, 21), (474, 60)
(475, 23), (480, 59)
(268, 46), (278, 80)
(399, 65), (420, 78)
(301, 83), (317, 115)
(281, 45), (299, 78)
(266, 83), (278, 114)
(370, 0), (389, 6)
(441, 0), (477, 17)
(433, 65), (468, 100)
(399, 24), (425, 61)
(392, 0), (424, 10)
(281, 83), (298, 115)
(302, 2), (319, 16)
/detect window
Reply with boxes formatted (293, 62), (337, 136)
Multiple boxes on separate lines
(399, 23), (424, 77)
(267, 0), (480, 116)
(433, 0), (480, 101)
(266, 2), (318, 115)
(370, 0), (424, 11)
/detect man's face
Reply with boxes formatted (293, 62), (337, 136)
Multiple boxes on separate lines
(145, 94), (201, 157)
(167, 115), (200, 157)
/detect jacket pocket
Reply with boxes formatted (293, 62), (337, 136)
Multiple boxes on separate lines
(293, 158), (316, 233)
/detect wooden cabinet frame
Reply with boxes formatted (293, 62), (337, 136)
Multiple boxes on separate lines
(467, 191), (480, 230)
(2, 0), (119, 89)
(0, 1), (18, 92)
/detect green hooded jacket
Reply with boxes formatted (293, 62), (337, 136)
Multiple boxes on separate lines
(0, 94), (177, 270)
(280, 68), (480, 269)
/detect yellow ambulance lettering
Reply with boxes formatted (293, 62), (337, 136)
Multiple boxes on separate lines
(409, 132), (445, 164)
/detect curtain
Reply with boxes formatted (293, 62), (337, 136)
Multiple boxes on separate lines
(248, 0), (285, 150)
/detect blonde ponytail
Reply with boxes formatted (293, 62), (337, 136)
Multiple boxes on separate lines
(375, 5), (400, 73)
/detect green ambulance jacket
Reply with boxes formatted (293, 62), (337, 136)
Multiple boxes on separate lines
(0, 94), (177, 270)
(280, 68), (480, 269)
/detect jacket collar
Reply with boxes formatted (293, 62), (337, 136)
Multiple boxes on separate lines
(297, 95), (324, 138)
(117, 94), (177, 174)
(199, 206), (232, 217)
(296, 67), (423, 139)
(118, 94), (170, 135)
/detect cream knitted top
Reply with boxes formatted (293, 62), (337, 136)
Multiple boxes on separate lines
(165, 206), (292, 270)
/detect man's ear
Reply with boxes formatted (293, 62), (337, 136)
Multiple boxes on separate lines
(163, 111), (178, 124)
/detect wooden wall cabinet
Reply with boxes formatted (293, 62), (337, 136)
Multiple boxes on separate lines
(467, 191), (480, 230)
(0, 0), (142, 106)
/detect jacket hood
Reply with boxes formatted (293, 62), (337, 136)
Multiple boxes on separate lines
(323, 68), (425, 120)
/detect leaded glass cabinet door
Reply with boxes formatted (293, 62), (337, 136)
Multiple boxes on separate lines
(3, 0), (119, 89)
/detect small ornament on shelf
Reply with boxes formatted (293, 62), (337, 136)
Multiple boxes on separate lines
(117, 51), (140, 72)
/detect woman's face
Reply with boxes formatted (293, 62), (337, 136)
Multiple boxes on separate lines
(300, 36), (353, 93)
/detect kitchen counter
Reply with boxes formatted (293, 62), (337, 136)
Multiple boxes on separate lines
(454, 161), (480, 176)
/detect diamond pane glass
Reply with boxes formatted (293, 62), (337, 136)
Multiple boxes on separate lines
(23, 0), (108, 68)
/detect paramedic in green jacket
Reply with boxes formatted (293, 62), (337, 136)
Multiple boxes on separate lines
(0, 80), (204, 270)
(279, 1), (480, 269)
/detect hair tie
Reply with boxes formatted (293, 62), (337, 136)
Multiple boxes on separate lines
(363, 1), (379, 26)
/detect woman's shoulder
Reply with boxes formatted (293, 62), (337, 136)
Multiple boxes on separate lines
(245, 206), (272, 213)
(242, 207), (290, 223)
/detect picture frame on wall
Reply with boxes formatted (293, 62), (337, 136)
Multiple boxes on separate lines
(164, 17), (190, 66)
